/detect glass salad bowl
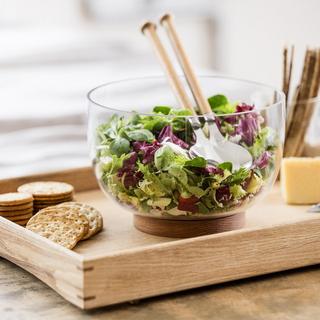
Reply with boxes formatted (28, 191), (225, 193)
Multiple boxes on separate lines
(87, 76), (285, 237)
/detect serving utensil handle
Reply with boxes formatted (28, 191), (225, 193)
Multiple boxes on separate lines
(160, 13), (212, 115)
(141, 21), (196, 115)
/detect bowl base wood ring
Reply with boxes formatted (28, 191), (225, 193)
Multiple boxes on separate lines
(134, 212), (246, 238)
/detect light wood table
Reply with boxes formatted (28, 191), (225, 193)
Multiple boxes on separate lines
(1, 257), (320, 320)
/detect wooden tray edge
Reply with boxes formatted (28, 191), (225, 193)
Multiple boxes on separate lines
(83, 214), (320, 261)
(81, 217), (320, 309)
(0, 166), (98, 193)
(0, 166), (100, 308)
(0, 217), (86, 308)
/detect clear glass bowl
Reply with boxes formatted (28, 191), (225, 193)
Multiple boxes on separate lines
(87, 76), (285, 220)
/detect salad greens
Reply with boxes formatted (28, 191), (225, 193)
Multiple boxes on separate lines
(96, 94), (278, 217)
(208, 94), (238, 114)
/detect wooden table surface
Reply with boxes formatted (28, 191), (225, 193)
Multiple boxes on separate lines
(1, 258), (320, 320)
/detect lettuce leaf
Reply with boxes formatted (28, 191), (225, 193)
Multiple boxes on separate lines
(208, 94), (236, 114)
(218, 162), (233, 172)
(230, 185), (247, 199)
(147, 197), (172, 209)
(153, 106), (172, 115)
(125, 129), (154, 142)
(225, 167), (250, 185)
(109, 137), (130, 156)
(248, 127), (272, 158)
(208, 94), (228, 109)
(246, 173), (263, 194)
(184, 157), (207, 168)
(154, 145), (176, 171)
(168, 165), (188, 185)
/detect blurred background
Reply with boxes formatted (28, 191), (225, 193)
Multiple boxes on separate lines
(0, 0), (319, 178)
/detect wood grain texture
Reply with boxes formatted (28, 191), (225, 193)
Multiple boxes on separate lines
(141, 21), (195, 113)
(2, 258), (320, 320)
(160, 13), (212, 114)
(0, 167), (98, 193)
(133, 212), (245, 238)
(76, 185), (320, 309)
(1, 167), (320, 310)
(0, 218), (84, 307)
(82, 217), (320, 309)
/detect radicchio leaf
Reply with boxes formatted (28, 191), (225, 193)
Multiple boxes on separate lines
(202, 166), (224, 176)
(178, 195), (199, 212)
(254, 151), (271, 169)
(133, 141), (161, 164)
(236, 104), (254, 112)
(158, 125), (189, 149)
(223, 115), (237, 124)
(234, 104), (259, 146)
(117, 152), (143, 188)
(216, 186), (232, 204)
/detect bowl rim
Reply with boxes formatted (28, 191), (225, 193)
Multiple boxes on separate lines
(87, 74), (286, 117)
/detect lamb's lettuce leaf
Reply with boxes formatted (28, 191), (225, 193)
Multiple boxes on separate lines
(208, 94), (237, 114)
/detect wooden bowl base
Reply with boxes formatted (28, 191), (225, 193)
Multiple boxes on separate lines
(134, 212), (246, 238)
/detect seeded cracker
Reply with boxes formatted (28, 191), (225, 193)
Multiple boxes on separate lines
(57, 202), (103, 239)
(18, 181), (74, 198)
(27, 216), (85, 249)
(0, 208), (33, 217)
(0, 202), (33, 212)
(0, 193), (33, 206)
(34, 197), (73, 205)
(27, 206), (89, 239)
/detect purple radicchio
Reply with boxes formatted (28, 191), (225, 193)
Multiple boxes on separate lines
(158, 125), (189, 149)
(254, 151), (271, 169)
(235, 104), (259, 146)
(216, 186), (232, 204)
(178, 195), (199, 213)
(117, 152), (143, 188)
(133, 141), (161, 164)
(236, 104), (254, 112)
(223, 115), (237, 124)
(201, 165), (224, 176)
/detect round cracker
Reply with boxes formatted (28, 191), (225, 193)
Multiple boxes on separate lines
(57, 202), (103, 239)
(33, 204), (65, 213)
(7, 212), (33, 222)
(33, 194), (74, 201)
(33, 205), (55, 210)
(33, 198), (73, 213)
(0, 193), (33, 206)
(26, 217), (85, 249)
(0, 208), (34, 217)
(27, 206), (89, 239)
(34, 197), (73, 205)
(33, 207), (50, 214)
(18, 181), (74, 198)
(0, 202), (33, 211)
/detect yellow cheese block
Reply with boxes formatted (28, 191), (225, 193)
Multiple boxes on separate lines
(281, 157), (320, 204)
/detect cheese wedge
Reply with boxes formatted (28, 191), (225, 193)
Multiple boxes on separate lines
(281, 157), (320, 204)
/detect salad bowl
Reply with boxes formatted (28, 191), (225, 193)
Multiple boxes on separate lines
(88, 76), (285, 237)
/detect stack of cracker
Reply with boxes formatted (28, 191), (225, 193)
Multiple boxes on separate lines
(0, 192), (34, 226)
(26, 202), (103, 249)
(17, 181), (74, 213)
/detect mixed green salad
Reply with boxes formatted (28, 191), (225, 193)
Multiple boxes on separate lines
(96, 94), (278, 217)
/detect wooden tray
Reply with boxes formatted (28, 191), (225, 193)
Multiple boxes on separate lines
(1, 167), (320, 310)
